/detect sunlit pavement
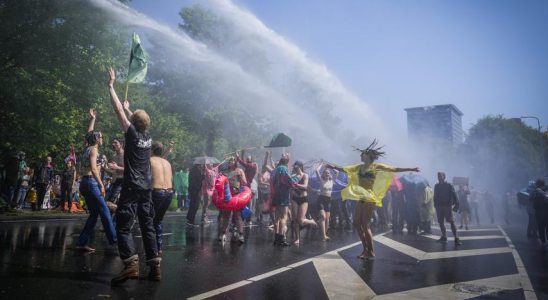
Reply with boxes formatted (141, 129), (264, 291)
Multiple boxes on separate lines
(0, 211), (546, 300)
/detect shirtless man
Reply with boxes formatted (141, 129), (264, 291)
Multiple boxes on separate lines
(150, 142), (174, 255)
(218, 157), (247, 244)
(105, 138), (124, 212)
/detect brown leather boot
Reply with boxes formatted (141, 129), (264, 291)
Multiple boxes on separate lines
(111, 255), (139, 285)
(147, 257), (162, 281)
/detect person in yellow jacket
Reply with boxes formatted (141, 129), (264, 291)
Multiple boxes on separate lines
(325, 140), (419, 259)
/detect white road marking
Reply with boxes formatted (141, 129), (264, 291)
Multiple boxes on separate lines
(374, 274), (522, 300)
(374, 235), (512, 260)
(187, 241), (362, 300)
(498, 226), (537, 300)
(422, 234), (505, 241)
(314, 252), (376, 299)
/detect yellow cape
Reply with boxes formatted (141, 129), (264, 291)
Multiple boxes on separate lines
(341, 162), (395, 207)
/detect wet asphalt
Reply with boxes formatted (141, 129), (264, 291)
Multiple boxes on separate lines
(0, 209), (546, 300)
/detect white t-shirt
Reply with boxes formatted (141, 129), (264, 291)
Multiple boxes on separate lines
(320, 179), (334, 197)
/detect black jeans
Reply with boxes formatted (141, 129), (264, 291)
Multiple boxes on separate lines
(152, 189), (174, 251)
(106, 179), (124, 204)
(535, 211), (548, 244)
(116, 186), (158, 260)
(187, 192), (201, 224)
(61, 184), (72, 208)
(34, 183), (48, 210)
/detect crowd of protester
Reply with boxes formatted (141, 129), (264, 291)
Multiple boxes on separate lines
(1, 67), (546, 285)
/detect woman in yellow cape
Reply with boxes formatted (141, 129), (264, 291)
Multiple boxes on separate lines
(326, 140), (419, 259)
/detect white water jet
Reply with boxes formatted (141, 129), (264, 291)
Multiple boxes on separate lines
(89, 0), (408, 165)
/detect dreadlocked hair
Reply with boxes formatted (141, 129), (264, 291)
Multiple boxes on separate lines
(353, 139), (385, 161)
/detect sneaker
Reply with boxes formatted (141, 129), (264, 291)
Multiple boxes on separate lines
(458, 225), (463, 229)
(437, 236), (447, 243)
(175, 208), (182, 213)
(454, 238), (462, 246)
(186, 220), (196, 227)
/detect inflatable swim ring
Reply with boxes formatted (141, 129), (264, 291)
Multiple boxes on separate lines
(212, 175), (252, 211)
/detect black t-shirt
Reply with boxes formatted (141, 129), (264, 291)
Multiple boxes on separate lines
(188, 164), (204, 195)
(124, 124), (152, 190)
(434, 182), (458, 207)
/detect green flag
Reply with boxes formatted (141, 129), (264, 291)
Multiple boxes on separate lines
(127, 32), (147, 83)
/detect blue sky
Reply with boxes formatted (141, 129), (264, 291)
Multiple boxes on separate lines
(130, 0), (548, 133)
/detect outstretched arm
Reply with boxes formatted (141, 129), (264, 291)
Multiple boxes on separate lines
(162, 141), (175, 159)
(108, 68), (131, 132)
(123, 100), (133, 119)
(315, 164), (324, 184)
(87, 108), (97, 133)
(324, 161), (346, 173)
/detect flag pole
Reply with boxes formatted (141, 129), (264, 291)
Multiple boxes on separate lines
(124, 80), (129, 101)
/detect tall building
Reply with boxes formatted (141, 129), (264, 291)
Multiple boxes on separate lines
(404, 104), (464, 146)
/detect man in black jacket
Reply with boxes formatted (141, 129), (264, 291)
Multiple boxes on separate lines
(434, 172), (461, 245)
(186, 164), (204, 226)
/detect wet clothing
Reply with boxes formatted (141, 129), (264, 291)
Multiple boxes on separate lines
(271, 165), (298, 207)
(116, 124), (157, 261)
(457, 189), (470, 213)
(433, 182), (458, 208)
(237, 157), (258, 188)
(152, 188), (174, 250)
(292, 196), (308, 205)
(317, 195), (332, 212)
(342, 163), (396, 207)
(173, 170), (189, 195)
(319, 179), (334, 197)
(202, 168), (217, 197)
(111, 152), (124, 181)
(123, 124), (152, 190)
(530, 187), (548, 243)
(187, 165), (204, 224)
(77, 176), (117, 246)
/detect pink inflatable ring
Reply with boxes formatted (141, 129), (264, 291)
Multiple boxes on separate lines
(212, 175), (252, 211)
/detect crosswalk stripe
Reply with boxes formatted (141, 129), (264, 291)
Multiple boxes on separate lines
(374, 274), (522, 299)
(422, 234), (506, 241)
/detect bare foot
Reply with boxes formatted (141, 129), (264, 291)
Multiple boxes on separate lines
(357, 251), (367, 259)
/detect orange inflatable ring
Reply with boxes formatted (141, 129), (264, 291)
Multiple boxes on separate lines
(212, 175), (252, 211)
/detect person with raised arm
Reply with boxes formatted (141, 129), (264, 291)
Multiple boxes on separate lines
(325, 140), (419, 259)
(75, 109), (117, 252)
(316, 162), (338, 241)
(107, 68), (161, 285)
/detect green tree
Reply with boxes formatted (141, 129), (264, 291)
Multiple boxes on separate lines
(463, 115), (547, 191)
